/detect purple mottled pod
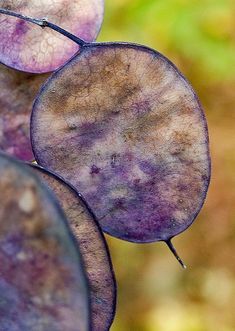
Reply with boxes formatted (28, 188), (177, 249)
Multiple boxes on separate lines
(0, 152), (91, 331)
(31, 43), (211, 249)
(0, 0), (104, 73)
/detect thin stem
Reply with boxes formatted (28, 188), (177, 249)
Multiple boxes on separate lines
(0, 8), (87, 47)
(165, 239), (187, 269)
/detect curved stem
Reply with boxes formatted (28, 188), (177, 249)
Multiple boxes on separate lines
(165, 239), (187, 269)
(0, 8), (87, 47)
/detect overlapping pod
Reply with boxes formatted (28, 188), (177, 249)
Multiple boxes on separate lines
(0, 0), (104, 73)
(0, 152), (91, 331)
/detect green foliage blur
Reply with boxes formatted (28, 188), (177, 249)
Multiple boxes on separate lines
(98, 1), (235, 330)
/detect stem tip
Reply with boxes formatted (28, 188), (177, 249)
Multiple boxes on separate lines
(165, 239), (187, 269)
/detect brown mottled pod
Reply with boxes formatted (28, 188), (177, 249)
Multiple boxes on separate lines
(30, 164), (116, 331)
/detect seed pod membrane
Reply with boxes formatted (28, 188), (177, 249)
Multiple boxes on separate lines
(0, 0), (104, 73)
(0, 152), (90, 331)
(31, 43), (211, 243)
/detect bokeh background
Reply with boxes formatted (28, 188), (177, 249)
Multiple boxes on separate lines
(98, 1), (235, 330)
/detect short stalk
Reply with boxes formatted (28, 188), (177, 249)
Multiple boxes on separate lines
(0, 8), (87, 47)
(165, 239), (187, 269)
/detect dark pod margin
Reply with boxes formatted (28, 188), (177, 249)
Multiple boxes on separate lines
(0, 0), (104, 73)
(0, 64), (50, 161)
(31, 43), (211, 252)
(0, 152), (91, 331)
(30, 164), (117, 331)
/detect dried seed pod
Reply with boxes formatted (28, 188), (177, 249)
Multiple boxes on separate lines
(31, 43), (211, 249)
(0, 0), (104, 72)
(0, 152), (91, 331)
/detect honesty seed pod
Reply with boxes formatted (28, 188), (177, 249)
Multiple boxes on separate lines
(0, 152), (91, 331)
(0, 0), (104, 73)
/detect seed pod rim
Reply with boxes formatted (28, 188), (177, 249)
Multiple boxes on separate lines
(29, 162), (117, 331)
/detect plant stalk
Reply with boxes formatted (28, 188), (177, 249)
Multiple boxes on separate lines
(165, 239), (187, 269)
(0, 8), (87, 47)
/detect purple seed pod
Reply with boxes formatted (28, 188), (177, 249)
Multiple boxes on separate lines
(0, 0), (104, 73)
(0, 152), (91, 331)
(31, 44), (210, 255)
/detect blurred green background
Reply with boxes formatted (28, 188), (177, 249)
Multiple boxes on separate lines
(98, 1), (235, 330)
